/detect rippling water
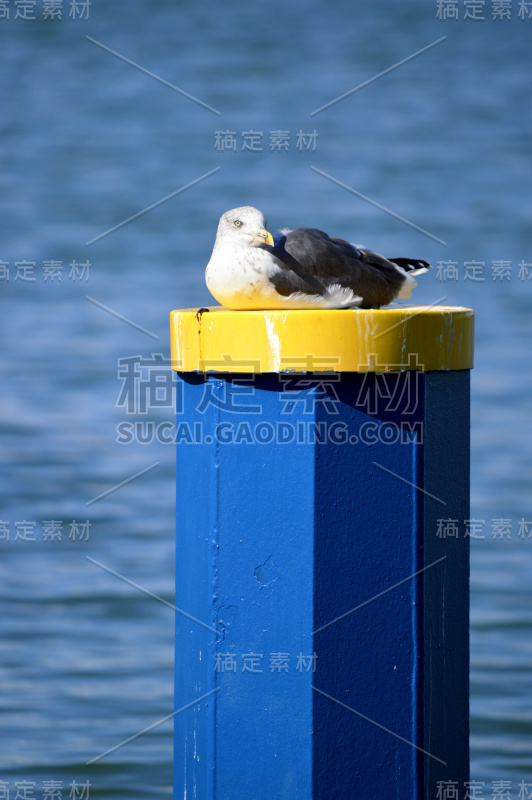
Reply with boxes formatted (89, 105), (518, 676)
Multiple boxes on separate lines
(1, 0), (531, 796)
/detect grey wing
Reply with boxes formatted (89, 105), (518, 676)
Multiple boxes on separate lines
(263, 230), (329, 299)
(270, 228), (405, 308)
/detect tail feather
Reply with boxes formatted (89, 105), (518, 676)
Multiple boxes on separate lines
(390, 258), (431, 276)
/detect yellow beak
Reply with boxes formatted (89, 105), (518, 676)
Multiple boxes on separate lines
(257, 228), (274, 247)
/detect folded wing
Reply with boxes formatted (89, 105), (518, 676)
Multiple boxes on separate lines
(266, 228), (430, 308)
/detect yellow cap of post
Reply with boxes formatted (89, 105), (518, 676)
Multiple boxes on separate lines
(170, 305), (474, 374)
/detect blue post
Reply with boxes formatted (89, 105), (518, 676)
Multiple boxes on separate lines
(171, 306), (473, 799)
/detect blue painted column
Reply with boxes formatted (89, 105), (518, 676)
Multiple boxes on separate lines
(171, 306), (473, 800)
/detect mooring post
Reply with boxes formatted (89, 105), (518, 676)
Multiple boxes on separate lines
(170, 306), (474, 800)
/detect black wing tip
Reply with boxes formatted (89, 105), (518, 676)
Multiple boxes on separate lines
(390, 258), (431, 272)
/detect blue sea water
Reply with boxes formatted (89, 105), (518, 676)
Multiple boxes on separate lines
(0, 0), (531, 796)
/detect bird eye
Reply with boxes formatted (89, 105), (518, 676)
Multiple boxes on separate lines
(234, 220), (242, 227)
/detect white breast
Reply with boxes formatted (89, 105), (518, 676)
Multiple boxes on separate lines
(205, 245), (284, 310)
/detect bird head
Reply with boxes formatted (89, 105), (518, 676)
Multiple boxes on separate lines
(215, 206), (274, 248)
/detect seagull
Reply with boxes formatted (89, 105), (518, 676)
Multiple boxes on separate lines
(205, 206), (431, 310)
